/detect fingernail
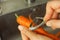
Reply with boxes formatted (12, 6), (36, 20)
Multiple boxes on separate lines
(18, 25), (24, 31)
(46, 21), (52, 27)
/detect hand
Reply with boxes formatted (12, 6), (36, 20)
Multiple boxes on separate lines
(18, 25), (52, 40)
(44, 1), (60, 29)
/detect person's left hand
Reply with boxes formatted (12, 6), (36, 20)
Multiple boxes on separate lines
(18, 25), (52, 40)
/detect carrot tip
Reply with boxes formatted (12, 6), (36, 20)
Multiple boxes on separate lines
(15, 13), (18, 18)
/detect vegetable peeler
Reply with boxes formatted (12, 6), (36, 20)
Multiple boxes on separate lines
(29, 17), (45, 30)
(29, 17), (60, 34)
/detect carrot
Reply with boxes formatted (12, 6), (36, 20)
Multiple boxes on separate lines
(15, 14), (59, 40)
(15, 14), (31, 28)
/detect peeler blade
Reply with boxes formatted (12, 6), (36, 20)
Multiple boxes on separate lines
(29, 21), (45, 30)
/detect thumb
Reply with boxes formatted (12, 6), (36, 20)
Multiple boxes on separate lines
(21, 32), (29, 40)
(18, 25), (38, 39)
(46, 20), (60, 29)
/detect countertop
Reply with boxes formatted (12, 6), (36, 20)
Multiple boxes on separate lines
(1, 0), (48, 15)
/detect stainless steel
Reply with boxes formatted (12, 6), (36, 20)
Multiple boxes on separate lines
(0, 7), (1, 13)
(0, 7), (2, 15)
(36, 17), (43, 19)
(29, 21), (45, 30)
(0, 0), (7, 3)
(25, 0), (36, 4)
(29, 17), (45, 30)
(1, 0), (48, 15)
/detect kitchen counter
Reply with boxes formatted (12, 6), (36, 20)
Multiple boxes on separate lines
(1, 0), (48, 15)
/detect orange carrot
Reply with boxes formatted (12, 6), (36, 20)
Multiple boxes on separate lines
(17, 16), (31, 28)
(15, 14), (59, 40)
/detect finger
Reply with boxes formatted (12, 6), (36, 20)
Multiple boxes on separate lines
(46, 20), (60, 29)
(44, 2), (54, 22)
(52, 12), (58, 19)
(21, 31), (29, 40)
(18, 25), (38, 39)
(55, 9), (60, 19)
(44, 1), (60, 22)
(55, 8), (60, 13)
(48, 1), (60, 10)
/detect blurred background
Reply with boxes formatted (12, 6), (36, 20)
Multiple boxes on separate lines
(0, 0), (49, 15)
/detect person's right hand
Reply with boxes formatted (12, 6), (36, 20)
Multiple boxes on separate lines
(44, 1), (60, 29)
